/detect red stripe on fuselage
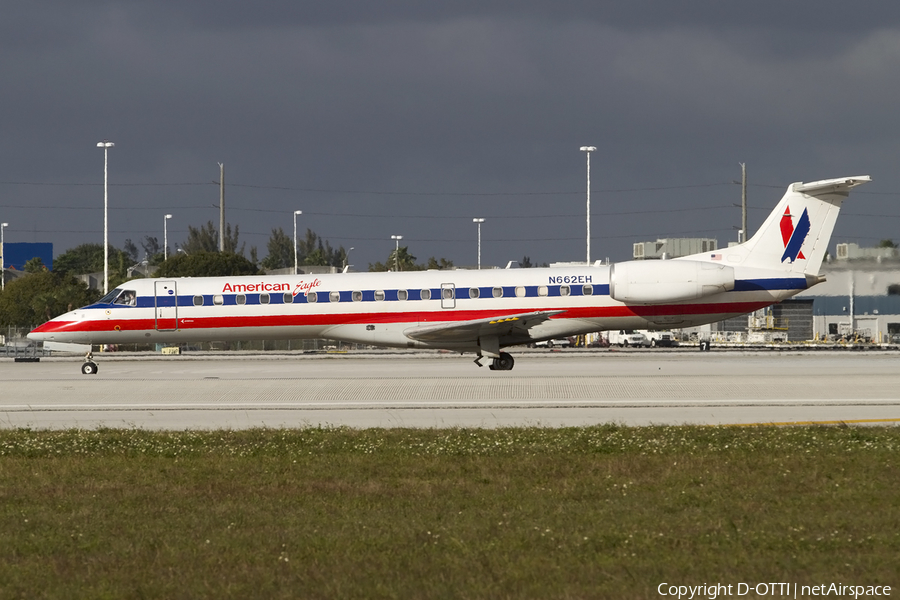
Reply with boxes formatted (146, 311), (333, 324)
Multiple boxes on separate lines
(36, 300), (773, 335)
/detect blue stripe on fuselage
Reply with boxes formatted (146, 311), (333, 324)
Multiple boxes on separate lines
(78, 280), (802, 309)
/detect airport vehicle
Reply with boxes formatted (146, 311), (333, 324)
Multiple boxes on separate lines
(647, 330), (678, 348)
(29, 176), (870, 373)
(533, 338), (572, 348)
(607, 330), (650, 348)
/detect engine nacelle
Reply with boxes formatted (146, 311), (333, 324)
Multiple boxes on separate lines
(610, 260), (735, 304)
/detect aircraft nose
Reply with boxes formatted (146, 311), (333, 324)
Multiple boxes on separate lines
(28, 313), (80, 342)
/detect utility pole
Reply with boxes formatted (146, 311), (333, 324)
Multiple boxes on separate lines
(218, 163), (225, 252)
(740, 162), (747, 242)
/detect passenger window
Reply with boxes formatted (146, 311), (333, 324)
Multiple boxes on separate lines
(213, 295), (224, 306)
(469, 288), (479, 299)
(307, 292), (318, 303)
(492, 287), (503, 298)
(442, 287), (454, 299)
(330, 291), (341, 303)
(397, 290), (408, 301)
(236, 294), (246, 305)
(560, 285), (570, 296)
(283, 293), (293, 304)
(515, 286), (525, 298)
(260, 293), (270, 304)
(375, 290), (385, 301)
(352, 291), (362, 302)
(193, 295), (204, 306)
(538, 286), (548, 297)
(421, 289), (431, 300)
(583, 284), (593, 296)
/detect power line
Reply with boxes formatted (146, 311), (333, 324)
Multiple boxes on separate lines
(0, 180), (735, 196)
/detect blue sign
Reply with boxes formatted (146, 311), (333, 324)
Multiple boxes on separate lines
(3, 243), (54, 271)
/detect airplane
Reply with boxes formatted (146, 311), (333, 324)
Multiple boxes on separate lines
(28, 175), (871, 374)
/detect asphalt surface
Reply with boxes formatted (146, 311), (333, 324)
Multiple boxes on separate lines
(2, 349), (899, 429)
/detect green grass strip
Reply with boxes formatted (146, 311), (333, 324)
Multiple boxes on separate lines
(1, 425), (898, 599)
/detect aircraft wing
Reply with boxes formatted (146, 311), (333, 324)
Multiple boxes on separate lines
(404, 310), (564, 343)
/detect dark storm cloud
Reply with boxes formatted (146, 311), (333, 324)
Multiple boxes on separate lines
(2, 1), (900, 267)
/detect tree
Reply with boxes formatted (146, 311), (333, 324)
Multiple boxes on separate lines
(425, 257), (454, 270)
(877, 239), (897, 248)
(24, 257), (47, 273)
(54, 243), (105, 275)
(141, 236), (161, 257)
(520, 256), (533, 268)
(296, 228), (346, 268)
(181, 221), (245, 256)
(155, 251), (259, 277)
(304, 247), (328, 266)
(369, 246), (417, 272)
(122, 239), (139, 264)
(140, 236), (164, 265)
(0, 271), (99, 327)
(54, 243), (132, 283)
(261, 228), (294, 271)
(369, 249), (455, 272)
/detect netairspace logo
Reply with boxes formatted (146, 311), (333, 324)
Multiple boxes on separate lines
(657, 582), (892, 599)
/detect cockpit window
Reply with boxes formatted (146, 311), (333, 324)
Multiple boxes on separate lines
(113, 290), (137, 306)
(99, 289), (121, 304)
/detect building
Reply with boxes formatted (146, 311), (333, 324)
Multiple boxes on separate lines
(633, 238), (718, 260)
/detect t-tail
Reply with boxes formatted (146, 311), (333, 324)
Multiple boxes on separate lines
(718, 176), (871, 274)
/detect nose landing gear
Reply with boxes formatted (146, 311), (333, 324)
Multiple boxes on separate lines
(81, 351), (99, 375)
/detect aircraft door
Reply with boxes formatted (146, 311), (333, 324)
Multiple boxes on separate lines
(154, 281), (178, 331)
(441, 283), (456, 309)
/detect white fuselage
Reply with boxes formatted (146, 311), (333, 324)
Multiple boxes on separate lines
(28, 262), (805, 353)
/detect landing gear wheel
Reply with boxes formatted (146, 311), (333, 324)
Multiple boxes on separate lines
(491, 352), (515, 371)
(81, 361), (99, 375)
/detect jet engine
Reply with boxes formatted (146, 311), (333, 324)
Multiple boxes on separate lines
(609, 260), (735, 304)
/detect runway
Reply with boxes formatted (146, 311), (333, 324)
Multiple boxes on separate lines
(2, 350), (900, 429)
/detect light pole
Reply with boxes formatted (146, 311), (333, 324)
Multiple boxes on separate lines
(473, 218), (485, 269)
(293, 210), (302, 274)
(164, 214), (172, 261)
(344, 247), (354, 271)
(391, 235), (403, 271)
(580, 145), (596, 265)
(97, 140), (114, 293)
(0, 222), (7, 292)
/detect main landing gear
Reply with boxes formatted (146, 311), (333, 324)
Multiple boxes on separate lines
(474, 352), (515, 371)
(489, 353), (515, 371)
(82, 351), (99, 375)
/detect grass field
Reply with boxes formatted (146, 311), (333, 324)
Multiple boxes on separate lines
(1, 425), (898, 599)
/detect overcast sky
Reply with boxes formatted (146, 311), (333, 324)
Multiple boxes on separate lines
(3, 1), (900, 269)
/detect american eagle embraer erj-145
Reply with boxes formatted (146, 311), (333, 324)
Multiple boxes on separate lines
(29, 175), (871, 374)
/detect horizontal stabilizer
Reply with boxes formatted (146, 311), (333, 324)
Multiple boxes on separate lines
(792, 176), (871, 195)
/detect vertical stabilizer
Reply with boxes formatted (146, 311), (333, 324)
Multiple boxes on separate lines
(709, 176), (871, 274)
